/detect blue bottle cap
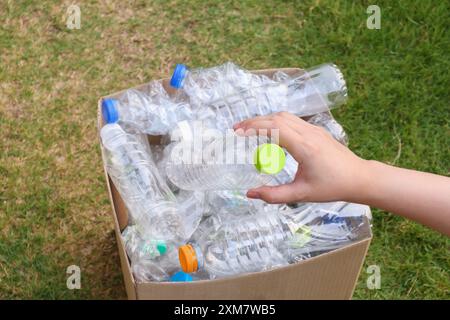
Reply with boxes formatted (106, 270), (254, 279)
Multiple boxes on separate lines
(102, 99), (119, 124)
(170, 64), (188, 89)
(170, 271), (193, 282)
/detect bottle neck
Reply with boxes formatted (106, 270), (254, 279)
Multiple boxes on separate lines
(100, 123), (128, 150)
(191, 243), (204, 271)
(181, 69), (189, 88)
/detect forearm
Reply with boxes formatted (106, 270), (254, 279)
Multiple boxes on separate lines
(353, 160), (450, 236)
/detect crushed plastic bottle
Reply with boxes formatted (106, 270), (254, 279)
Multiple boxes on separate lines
(122, 226), (180, 282)
(204, 190), (284, 217)
(280, 202), (371, 261)
(179, 213), (289, 278)
(101, 82), (193, 135)
(170, 62), (347, 130)
(279, 63), (347, 116)
(100, 116), (192, 242)
(307, 112), (348, 145)
(272, 153), (298, 185)
(170, 62), (268, 107)
(166, 134), (286, 190)
(101, 62), (347, 136)
(123, 226), (169, 261)
(178, 202), (370, 279)
(130, 249), (181, 282)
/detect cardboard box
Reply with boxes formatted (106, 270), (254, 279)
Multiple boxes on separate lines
(98, 68), (372, 300)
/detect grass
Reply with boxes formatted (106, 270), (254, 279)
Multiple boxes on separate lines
(0, 0), (448, 299)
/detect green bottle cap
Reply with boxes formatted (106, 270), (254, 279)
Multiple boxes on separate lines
(156, 240), (167, 255)
(253, 143), (286, 175)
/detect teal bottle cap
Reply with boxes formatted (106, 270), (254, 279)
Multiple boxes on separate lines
(156, 240), (167, 255)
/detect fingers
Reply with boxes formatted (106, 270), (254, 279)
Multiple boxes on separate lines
(234, 112), (312, 136)
(247, 182), (307, 204)
(233, 114), (305, 155)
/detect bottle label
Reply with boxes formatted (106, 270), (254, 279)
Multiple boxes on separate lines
(289, 225), (312, 248)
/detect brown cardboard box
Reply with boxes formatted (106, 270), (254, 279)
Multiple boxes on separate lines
(98, 68), (372, 300)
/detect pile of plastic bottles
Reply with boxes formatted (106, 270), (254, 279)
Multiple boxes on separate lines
(99, 62), (372, 283)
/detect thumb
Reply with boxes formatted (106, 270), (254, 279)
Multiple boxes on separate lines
(247, 183), (306, 204)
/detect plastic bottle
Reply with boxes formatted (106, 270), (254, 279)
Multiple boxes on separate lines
(170, 62), (347, 130)
(165, 134), (286, 190)
(100, 114), (187, 241)
(204, 190), (283, 217)
(179, 212), (289, 278)
(130, 248), (181, 283)
(272, 153), (298, 185)
(281, 202), (370, 261)
(122, 226), (180, 282)
(170, 61), (266, 107)
(178, 202), (370, 279)
(282, 63), (347, 115)
(123, 226), (169, 261)
(101, 83), (193, 135)
(307, 112), (348, 145)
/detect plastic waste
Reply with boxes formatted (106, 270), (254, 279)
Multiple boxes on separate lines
(122, 226), (180, 282)
(130, 249), (180, 283)
(100, 117), (189, 242)
(280, 202), (371, 261)
(170, 62), (268, 107)
(178, 202), (370, 279)
(123, 226), (169, 261)
(102, 62), (347, 136)
(204, 190), (283, 217)
(170, 62), (347, 130)
(272, 153), (298, 185)
(98, 62), (372, 283)
(101, 82), (192, 135)
(307, 112), (348, 145)
(166, 134), (286, 190)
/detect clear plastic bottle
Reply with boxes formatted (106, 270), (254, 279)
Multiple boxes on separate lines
(204, 190), (284, 217)
(178, 202), (370, 279)
(307, 112), (348, 145)
(170, 61), (268, 107)
(130, 249), (181, 283)
(272, 153), (298, 185)
(282, 63), (347, 116)
(122, 226), (181, 282)
(100, 117), (187, 241)
(179, 212), (289, 278)
(280, 202), (370, 261)
(170, 62), (347, 130)
(122, 226), (170, 261)
(101, 83), (193, 135)
(165, 134), (286, 190)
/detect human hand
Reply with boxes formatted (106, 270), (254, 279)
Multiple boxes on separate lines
(233, 112), (372, 204)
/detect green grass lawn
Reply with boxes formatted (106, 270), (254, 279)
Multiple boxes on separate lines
(0, 0), (449, 299)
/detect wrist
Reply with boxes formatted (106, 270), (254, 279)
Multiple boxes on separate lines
(346, 158), (382, 205)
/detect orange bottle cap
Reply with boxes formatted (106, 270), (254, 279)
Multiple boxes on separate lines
(178, 244), (198, 273)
